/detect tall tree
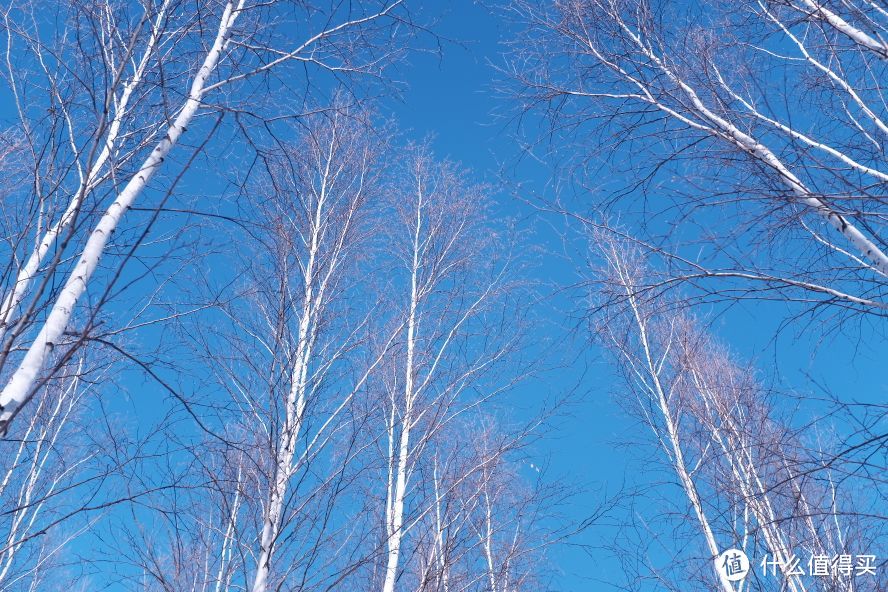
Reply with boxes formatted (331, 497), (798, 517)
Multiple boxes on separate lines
(376, 147), (532, 592)
(591, 228), (883, 592)
(134, 106), (397, 592)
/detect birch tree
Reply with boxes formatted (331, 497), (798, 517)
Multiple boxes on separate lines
(507, 0), (888, 321)
(0, 137), (149, 588)
(239, 107), (391, 592)
(0, 0), (417, 435)
(0, 363), (92, 590)
(411, 422), (554, 592)
(375, 147), (534, 592)
(128, 106), (401, 592)
(591, 228), (884, 592)
(116, 128), (553, 592)
(0, 350), (163, 592)
(112, 437), (254, 592)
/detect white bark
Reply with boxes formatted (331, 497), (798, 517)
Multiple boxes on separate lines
(481, 486), (498, 592)
(0, 0), (244, 434)
(382, 191), (423, 592)
(249, 128), (335, 592)
(0, 362), (86, 587)
(757, 3), (888, 138)
(214, 464), (243, 592)
(377, 154), (514, 592)
(431, 458), (451, 592)
(249, 204), (321, 592)
(247, 111), (387, 591)
(687, 368), (806, 592)
(518, 0), (888, 314)
(596, 233), (858, 592)
(797, 0), (888, 59)
(598, 240), (732, 591)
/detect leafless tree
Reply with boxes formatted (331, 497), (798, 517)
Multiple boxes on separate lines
(0, 3), (626, 586)
(410, 420), (556, 592)
(119, 105), (400, 592)
(368, 146), (551, 592)
(590, 227), (885, 592)
(0, 130), (156, 590)
(104, 129), (558, 592)
(0, 360), (93, 591)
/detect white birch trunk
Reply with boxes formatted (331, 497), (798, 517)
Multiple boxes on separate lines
(0, 0), (243, 434)
(616, 270), (733, 592)
(431, 459), (450, 592)
(613, 21), (888, 277)
(798, 0), (888, 59)
(249, 261), (316, 592)
(0, 366), (83, 587)
(249, 129), (340, 592)
(0, 0), (170, 346)
(214, 464), (243, 592)
(249, 232), (317, 592)
(482, 488), (497, 592)
(689, 370), (806, 592)
(382, 193), (423, 592)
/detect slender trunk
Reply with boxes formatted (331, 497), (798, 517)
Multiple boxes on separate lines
(249, 132), (337, 591)
(382, 193), (423, 592)
(619, 275), (732, 592)
(0, 371), (80, 586)
(214, 464), (243, 592)
(690, 370), (805, 592)
(432, 459), (450, 592)
(249, 241), (317, 592)
(249, 263), (315, 592)
(482, 488), (497, 592)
